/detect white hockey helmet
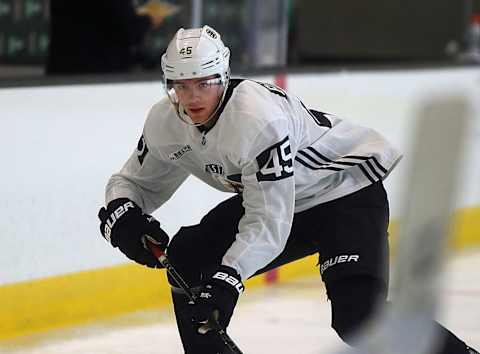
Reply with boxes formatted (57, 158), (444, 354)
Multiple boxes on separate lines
(161, 26), (231, 126)
(161, 25), (230, 82)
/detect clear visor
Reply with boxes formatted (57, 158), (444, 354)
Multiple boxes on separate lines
(164, 74), (229, 126)
(166, 77), (223, 97)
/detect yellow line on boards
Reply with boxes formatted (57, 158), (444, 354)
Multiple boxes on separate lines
(450, 206), (480, 249)
(0, 264), (171, 340)
(0, 256), (317, 342)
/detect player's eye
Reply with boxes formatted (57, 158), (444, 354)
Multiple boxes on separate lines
(173, 83), (186, 91)
(198, 81), (210, 89)
(198, 78), (222, 90)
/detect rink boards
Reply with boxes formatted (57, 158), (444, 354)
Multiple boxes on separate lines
(1, 67), (479, 341)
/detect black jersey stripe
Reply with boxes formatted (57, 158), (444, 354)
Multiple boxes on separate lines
(295, 156), (317, 169)
(304, 148), (358, 166)
(306, 147), (333, 163)
(331, 160), (357, 167)
(342, 155), (369, 161)
(297, 155), (379, 181)
(298, 151), (356, 170)
(365, 160), (383, 180)
(295, 156), (343, 171)
(358, 164), (377, 183)
(345, 155), (388, 175)
(297, 149), (387, 182)
(342, 155), (388, 175)
(298, 150), (329, 166)
(332, 158), (382, 177)
(370, 156), (388, 174)
(300, 149), (357, 169)
(297, 156), (380, 182)
(305, 149), (380, 173)
(297, 150), (352, 171)
(364, 158), (386, 178)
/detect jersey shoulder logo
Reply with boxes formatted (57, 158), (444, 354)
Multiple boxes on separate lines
(137, 135), (149, 165)
(256, 136), (294, 182)
(169, 145), (192, 161)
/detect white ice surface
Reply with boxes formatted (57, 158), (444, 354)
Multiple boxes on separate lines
(1, 250), (479, 354)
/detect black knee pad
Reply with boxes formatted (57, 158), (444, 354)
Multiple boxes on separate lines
(327, 276), (388, 345)
(166, 225), (206, 287)
(166, 195), (244, 288)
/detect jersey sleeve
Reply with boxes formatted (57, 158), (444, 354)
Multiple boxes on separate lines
(105, 130), (190, 214)
(303, 114), (402, 182)
(221, 119), (296, 280)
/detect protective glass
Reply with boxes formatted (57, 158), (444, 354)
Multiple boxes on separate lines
(169, 77), (223, 95)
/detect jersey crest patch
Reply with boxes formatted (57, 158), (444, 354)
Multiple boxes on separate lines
(205, 163), (224, 175)
(256, 136), (294, 182)
(137, 135), (149, 165)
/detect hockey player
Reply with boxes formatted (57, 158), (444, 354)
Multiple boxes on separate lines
(98, 26), (478, 354)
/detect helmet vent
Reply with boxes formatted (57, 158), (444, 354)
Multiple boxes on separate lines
(205, 28), (218, 39)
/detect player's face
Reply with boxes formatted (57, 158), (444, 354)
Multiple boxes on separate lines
(172, 75), (224, 124)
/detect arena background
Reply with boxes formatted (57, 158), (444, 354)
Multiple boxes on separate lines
(0, 0), (479, 352)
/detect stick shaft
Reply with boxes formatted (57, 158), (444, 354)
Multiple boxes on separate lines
(147, 241), (244, 354)
(149, 244), (197, 302)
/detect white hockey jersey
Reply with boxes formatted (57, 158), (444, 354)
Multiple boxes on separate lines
(105, 79), (401, 280)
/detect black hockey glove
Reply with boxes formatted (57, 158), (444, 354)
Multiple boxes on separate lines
(192, 265), (244, 333)
(98, 198), (169, 268)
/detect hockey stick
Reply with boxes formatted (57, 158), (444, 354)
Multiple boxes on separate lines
(146, 241), (244, 354)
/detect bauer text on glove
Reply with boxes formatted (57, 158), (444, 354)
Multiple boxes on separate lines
(98, 198), (168, 268)
(192, 265), (244, 332)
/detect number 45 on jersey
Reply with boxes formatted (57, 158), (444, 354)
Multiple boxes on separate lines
(256, 136), (294, 182)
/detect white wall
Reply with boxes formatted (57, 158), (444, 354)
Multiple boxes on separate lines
(1, 68), (478, 286)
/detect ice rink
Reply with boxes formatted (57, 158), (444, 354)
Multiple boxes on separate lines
(1, 250), (479, 354)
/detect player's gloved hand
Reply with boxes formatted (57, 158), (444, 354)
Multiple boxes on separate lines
(192, 265), (244, 333)
(98, 198), (169, 268)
